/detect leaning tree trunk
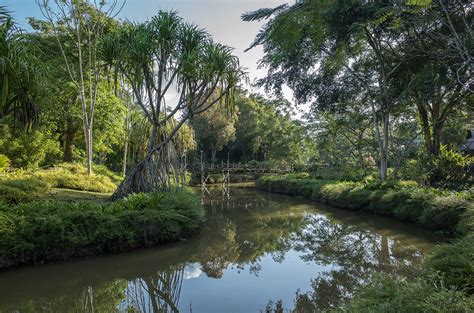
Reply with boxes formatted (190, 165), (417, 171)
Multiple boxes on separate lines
(111, 141), (180, 200)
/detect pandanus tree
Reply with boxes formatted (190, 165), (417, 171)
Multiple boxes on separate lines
(101, 11), (244, 199)
(0, 6), (39, 130)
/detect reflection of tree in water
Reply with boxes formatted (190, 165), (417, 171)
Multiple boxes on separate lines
(0, 189), (433, 313)
(197, 192), (307, 279)
(283, 216), (428, 312)
(0, 280), (128, 313)
(123, 265), (185, 313)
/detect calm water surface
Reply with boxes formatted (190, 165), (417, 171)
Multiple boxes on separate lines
(0, 186), (440, 312)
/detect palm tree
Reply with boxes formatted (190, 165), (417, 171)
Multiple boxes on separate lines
(103, 11), (244, 198)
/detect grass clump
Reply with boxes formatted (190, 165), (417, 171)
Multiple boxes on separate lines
(33, 163), (119, 193)
(0, 188), (204, 269)
(0, 163), (121, 203)
(424, 235), (474, 294)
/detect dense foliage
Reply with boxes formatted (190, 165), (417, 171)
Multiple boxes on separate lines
(257, 175), (473, 236)
(0, 188), (204, 268)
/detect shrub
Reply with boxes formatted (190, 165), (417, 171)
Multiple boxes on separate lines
(0, 126), (61, 169)
(424, 235), (474, 294)
(402, 146), (473, 191)
(0, 155), (10, 172)
(0, 178), (50, 204)
(420, 195), (470, 234)
(0, 188), (204, 268)
(340, 274), (474, 312)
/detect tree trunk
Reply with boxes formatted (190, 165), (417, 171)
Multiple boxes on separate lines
(122, 102), (131, 176)
(417, 104), (434, 154)
(85, 126), (93, 176)
(122, 138), (128, 176)
(111, 142), (178, 200)
(148, 124), (159, 154)
(63, 117), (76, 162)
(380, 113), (389, 181)
(211, 145), (217, 167)
(432, 124), (442, 157)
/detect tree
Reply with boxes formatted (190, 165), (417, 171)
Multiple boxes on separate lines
(0, 6), (39, 130)
(37, 0), (124, 175)
(243, 1), (431, 180)
(392, 0), (473, 156)
(192, 100), (238, 165)
(103, 11), (243, 198)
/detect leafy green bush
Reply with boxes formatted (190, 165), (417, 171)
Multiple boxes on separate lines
(424, 235), (474, 294)
(0, 154), (10, 172)
(401, 146), (473, 191)
(0, 126), (61, 169)
(0, 178), (50, 204)
(0, 188), (204, 268)
(340, 274), (474, 312)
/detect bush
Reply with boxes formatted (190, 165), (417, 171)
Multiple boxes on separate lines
(0, 178), (50, 204)
(424, 235), (474, 294)
(340, 274), (474, 312)
(0, 126), (61, 169)
(0, 188), (204, 269)
(401, 146), (473, 191)
(0, 155), (10, 172)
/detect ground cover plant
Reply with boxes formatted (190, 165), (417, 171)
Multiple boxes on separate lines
(0, 188), (204, 269)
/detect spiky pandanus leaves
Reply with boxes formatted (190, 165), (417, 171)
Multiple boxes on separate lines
(0, 7), (40, 130)
(109, 11), (244, 199)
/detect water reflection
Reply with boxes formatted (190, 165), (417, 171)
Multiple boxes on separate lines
(0, 186), (438, 313)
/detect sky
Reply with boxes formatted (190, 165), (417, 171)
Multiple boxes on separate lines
(3, 0), (293, 101)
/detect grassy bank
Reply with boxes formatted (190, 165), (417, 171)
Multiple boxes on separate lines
(256, 174), (473, 236)
(256, 174), (474, 311)
(0, 189), (204, 269)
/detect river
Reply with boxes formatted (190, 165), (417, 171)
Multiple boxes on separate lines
(0, 185), (440, 312)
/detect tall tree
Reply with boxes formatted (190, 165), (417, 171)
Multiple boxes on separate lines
(102, 11), (243, 198)
(192, 100), (238, 165)
(37, 0), (124, 175)
(243, 0), (430, 180)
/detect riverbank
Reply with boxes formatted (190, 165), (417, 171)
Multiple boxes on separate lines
(256, 175), (473, 236)
(0, 189), (204, 269)
(256, 174), (474, 311)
